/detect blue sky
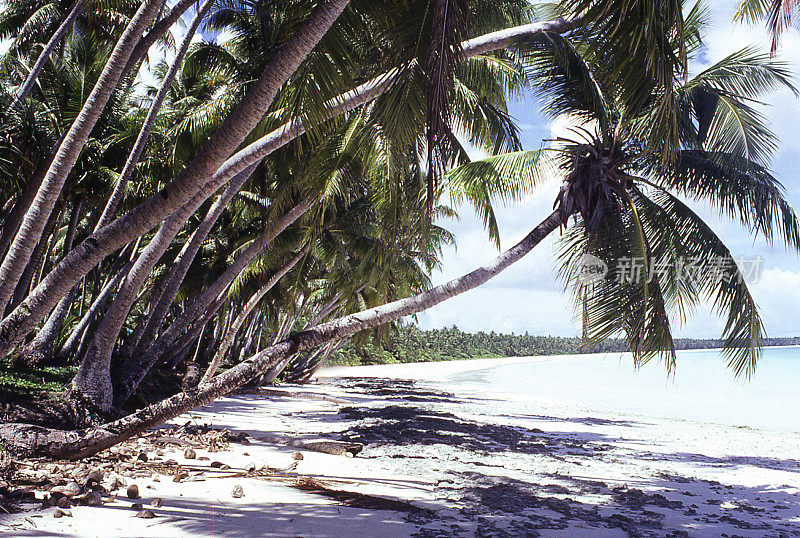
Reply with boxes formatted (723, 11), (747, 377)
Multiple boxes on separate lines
(416, 0), (800, 338)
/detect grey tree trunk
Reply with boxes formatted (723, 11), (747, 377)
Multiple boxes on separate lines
(201, 247), (307, 383)
(22, 197), (83, 366)
(55, 262), (131, 361)
(0, 154), (53, 260)
(115, 199), (313, 404)
(0, 209), (563, 459)
(134, 164), (258, 355)
(7, 204), (62, 315)
(0, 0), (163, 313)
(0, 0), (354, 357)
(6, 0), (88, 114)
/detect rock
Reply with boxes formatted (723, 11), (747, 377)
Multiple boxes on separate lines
(210, 461), (223, 468)
(246, 463), (256, 472)
(135, 509), (156, 519)
(197, 456), (210, 461)
(183, 448), (196, 459)
(152, 477), (160, 482)
(84, 491), (103, 506)
(151, 498), (162, 508)
(56, 496), (71, 509)
(137, 452), (148, 462)
(293, 452), (304, 461)
(126, 484), (140, 499)
(220, 464), (231, 471)
(53, 509), (64, 518)
(131, 502), (143, 511)
(156, 450), (164, 456)
(231, 485), (244, 498)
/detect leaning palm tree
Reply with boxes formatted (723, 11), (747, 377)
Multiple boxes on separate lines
(448, 7), (800, 375)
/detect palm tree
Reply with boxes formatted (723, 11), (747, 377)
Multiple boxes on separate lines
(736, 0), (799, 51)
(447, 5), (800, 375)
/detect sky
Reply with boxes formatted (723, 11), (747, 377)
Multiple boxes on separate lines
(414, 0), (800, 338)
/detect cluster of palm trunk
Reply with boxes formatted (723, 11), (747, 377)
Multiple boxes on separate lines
(0, 0), (797, 458)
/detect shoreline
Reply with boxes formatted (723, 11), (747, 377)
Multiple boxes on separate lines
(3, 354), (799, 536)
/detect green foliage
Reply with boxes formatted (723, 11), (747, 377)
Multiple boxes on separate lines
(0, 361), (75, 392)
(330, 324), (800, 366)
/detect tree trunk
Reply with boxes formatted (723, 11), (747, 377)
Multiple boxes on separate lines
(0, 156), (52, 261)
(0, 0), (353, 357)
(201, 247), (307, 384)
(7, 204), (62, 316)
(55, 262), (131, 361)
(6, 0), (88, 114)
(134, 164), (258, 355)
(0, 209), (563, 459)
(72, 204), (193, 410)
(0, 0), (163, 313)
(95, 0), (212, 231)
(114, 199), (313, 403)
(22, 197), (83, 366)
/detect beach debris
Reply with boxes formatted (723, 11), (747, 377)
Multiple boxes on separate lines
(53, 509), (64, 518)
(56, 496), (71, 509)
(135, 509), (156, 519)
(126, 484), (140, 499)
(183, 448), (196, 459)
(246, 463), (256, 472)
(151, 497), (162, 507)
(210, 461), (223, 468)
(293, 452), (304, 461)
(172, 471), (188, 483)
(220, 464), (231, 470)
(231, 485), (244, 498)
(83, 469), (103, 487)
(83, 491), (103, 506)
(258, 434), (363, 456)
(137, 452), (148, 462)
(131, 502), (143, 510)
(51, 482), (81, 498)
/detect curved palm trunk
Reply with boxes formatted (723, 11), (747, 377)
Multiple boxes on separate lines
(95, 0), (212, 230)
(72, 200), (196, 410)
(22, 197), (83, 366)
(55, 261), (132, 362)
(0, 209), (563, 459)
(0, 0), (163, 314)
(0, 156), (52, 260)
(0, 0), (353, 357)
(6, 0), (88, 114)
(134, 164), (258, 356)
(201, 247), (308, 384)
(7, 204), (62, 316)
(114, 199), (313, 404)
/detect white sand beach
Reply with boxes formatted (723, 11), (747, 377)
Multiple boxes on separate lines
(3, 350), (800, 537)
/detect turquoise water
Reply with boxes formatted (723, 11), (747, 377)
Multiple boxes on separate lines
(446, 346), (800, 433)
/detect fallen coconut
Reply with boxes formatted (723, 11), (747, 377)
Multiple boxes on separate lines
(126, 484), (140, 499)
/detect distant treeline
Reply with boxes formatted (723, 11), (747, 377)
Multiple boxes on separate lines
(330, 325), (800, 366)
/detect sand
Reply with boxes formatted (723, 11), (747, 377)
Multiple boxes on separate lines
(2, 355), (799, 536)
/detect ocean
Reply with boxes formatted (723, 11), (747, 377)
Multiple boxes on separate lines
(445, 346), (800, 434)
